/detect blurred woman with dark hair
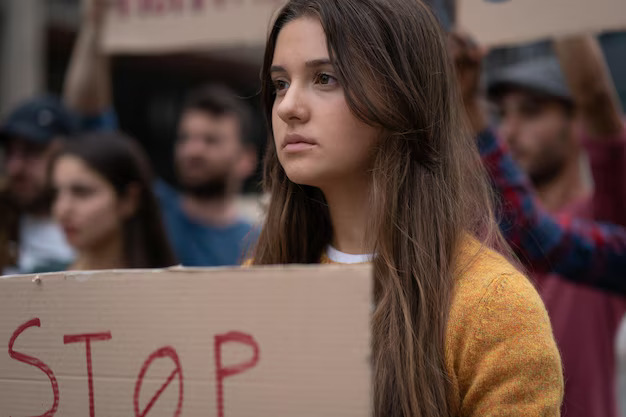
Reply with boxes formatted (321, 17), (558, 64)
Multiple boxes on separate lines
(50, 132), (176, 270)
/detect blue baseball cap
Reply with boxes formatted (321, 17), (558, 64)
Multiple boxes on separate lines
(0, 95), (79, 145)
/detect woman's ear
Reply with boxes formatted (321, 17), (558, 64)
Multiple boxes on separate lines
(119, 183), (141, 219)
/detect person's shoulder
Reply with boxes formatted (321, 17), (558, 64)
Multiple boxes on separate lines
(232, 217), (254, 229)
(449, 236), (549, 335)
(446, 237), (562, 415)
(153, 179), (180, 207)
(456, 237), (529, 288)
(222, 217), (258, 244)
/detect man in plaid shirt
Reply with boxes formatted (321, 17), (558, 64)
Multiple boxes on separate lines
(451, 31), (626, 417)
(451, 32), (626, 295)
(478, 127), (626, 294)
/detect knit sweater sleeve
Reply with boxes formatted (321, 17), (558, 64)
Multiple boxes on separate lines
(453, 270), (564, 416)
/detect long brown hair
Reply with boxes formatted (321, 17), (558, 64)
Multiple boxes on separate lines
(253, 0), (506, 416)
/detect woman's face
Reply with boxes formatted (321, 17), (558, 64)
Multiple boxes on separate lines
(270, 17), (380, 189)
(52, 155), (128, 251)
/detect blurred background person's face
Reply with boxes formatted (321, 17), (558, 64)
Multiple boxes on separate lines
(3, 137), (59, 211)
(52, 155), (133, 251)
(495, 89), (575, 185)
(174, 109), (246, 198)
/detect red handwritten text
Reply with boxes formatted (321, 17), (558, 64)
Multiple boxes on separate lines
(8, 318), (60, 417)
(214, 332), (260, 417)
(64, 332), (113, 417)
(134, 346), (184, 417)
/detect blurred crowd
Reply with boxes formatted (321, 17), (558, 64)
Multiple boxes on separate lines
(2, 0), (626, 416)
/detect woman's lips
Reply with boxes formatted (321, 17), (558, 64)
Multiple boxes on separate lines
(282, 134), (318, 153)
(283, 142), (317, 152)
(62, 225), (79, 238)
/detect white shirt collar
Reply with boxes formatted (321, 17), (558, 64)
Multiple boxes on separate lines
(326, 245), (374, 264)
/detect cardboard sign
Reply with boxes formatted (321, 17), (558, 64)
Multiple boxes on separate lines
(103, 0), (286, 53)
(103, 0), (457, 54)
(459, 0), (626, 46)
(0, 265), (372, 416)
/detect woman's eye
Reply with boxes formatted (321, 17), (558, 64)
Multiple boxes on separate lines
(272, 79), (289, 95)
(315, 73), (337, 86)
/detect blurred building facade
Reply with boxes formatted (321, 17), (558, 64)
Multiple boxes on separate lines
(0, 0), (46, 116)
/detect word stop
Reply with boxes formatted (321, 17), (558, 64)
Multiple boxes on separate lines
(7, 318), (261, 417)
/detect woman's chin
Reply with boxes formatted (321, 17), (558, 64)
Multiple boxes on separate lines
(66, 236), (89, 252)
(284, 170), (318, 188)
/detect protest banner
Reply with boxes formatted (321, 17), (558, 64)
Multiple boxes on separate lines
(102, 0), (458, 54)
(458, 0), (626, 46)
(0, 265), (371, 416)
(103, 0), (286, 53)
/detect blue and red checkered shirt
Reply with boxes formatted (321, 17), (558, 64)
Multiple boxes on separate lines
(478, 128), (626, 295)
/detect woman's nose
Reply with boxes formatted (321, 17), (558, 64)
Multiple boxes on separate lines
(276, 82), (310, 124)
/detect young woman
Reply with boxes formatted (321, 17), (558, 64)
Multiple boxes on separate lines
(249, 0), (563, 416)
(51, 132), (176, 270)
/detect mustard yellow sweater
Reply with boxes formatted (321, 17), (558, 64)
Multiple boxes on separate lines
(248, 238), (564, 415)
(443, 239), (563, 416)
